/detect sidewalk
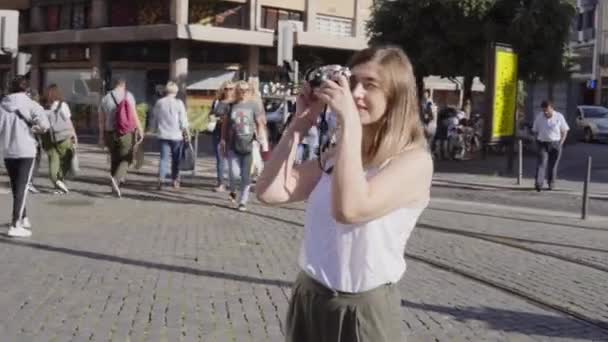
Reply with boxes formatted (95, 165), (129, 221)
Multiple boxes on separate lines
(433, 142), (608, 197)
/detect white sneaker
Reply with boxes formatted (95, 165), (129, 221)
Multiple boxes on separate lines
(20, 217), (31, 229)
(110, 177), (121, 198)
(27, 184), (40, 194)
(55, 180), (69, 194)
(8, 226), (32, 238)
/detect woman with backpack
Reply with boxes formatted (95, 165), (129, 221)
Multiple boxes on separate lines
(220, 81), (267, 211)
(256, 46), (432, 341)
(98, 78), (144, 198)
(42, 84), (77, 194)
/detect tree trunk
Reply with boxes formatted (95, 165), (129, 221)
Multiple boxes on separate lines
(416, 74), (425, 102)
(464, 75), (474, 103)
(463, 75), (474, 116)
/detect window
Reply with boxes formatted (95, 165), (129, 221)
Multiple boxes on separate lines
(577, 13), (583, 31)
(583, 107), (608, 119)
(261, 7), (303, 30)
(585, 9), (595, 29)
(316, 15), (353, 37)
(109, 0), (169, 27)
(18, 9), (30, 33)
(43, 45), (90, 62)
(189, 1), (247, 28)
(44, 2), (90, 31)
(214, 3), (246, 29)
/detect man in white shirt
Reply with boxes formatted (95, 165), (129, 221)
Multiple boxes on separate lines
(532, 100), (569, 192)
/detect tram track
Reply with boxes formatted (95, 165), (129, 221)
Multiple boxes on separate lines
(417, 223), (608, 273)
(405, 223), (608, 333)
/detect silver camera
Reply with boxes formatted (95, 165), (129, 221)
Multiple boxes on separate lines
(305, 65), (352, 88)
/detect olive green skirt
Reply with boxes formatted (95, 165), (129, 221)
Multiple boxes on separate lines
(286, 271), (404, 342)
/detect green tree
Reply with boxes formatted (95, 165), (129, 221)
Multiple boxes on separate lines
(368, 0), (493, 98)
(367, 0), (576, 102)
(486, 0), (576, 98)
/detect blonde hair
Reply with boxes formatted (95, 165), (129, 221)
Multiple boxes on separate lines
(248, 79), (260, 96)
(216, 80), (234, 101)
(349, 46), (426, 167)
(235, 81), (250, 100)
(165, 81), (179, 95)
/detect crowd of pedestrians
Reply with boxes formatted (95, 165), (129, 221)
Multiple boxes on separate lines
(0, 72), (277, 236)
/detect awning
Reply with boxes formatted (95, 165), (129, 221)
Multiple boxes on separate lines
(424, 76), (486, 92)
(187, 69), (237, 91)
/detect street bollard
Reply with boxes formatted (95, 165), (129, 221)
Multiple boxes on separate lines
(192, 133), (199, 177)
(582, 156), (592, 220)
(517, 139), (523, 185)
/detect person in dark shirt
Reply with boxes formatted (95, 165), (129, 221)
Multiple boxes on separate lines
(209, 81), (235, 192)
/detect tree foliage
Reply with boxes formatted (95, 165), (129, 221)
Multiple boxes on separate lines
(367, 0), (576, 86)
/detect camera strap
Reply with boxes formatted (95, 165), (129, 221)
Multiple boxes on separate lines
(317, 105), (334, 174)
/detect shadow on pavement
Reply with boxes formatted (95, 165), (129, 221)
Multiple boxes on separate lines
(427, 207), (608, 233)
(0, 237), (293, 289)
(401, 300), (608, 339)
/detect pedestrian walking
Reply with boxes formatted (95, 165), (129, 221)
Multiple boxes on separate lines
(0, 76), (49, 237)
(98, 78), (144, 198)
(532, 100), (569, 192)
(220, 81), (267, 211)
(41, 84), (77, 194)
(209, 81), (235, 192)
(256, 46), (433, 342)
(421, 91), (437, 148)
(297, 123), (319, 163)
(248, 79), (269, 179)
(148, 81), (190, 190)
(26, 88), (43, 194)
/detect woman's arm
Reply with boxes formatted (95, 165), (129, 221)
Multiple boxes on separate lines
(97, 102), (106, 147)
(63, 103), (78, 143)
(255, 120), (323, 205)
(256, 85), (325, 205)
(317, 77), (433, 225)
(332, 136), (432, 224)
(220, 107), (229, 156)
(179, 100), (189, 130)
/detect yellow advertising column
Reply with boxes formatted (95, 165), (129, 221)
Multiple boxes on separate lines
(491, 49), (518, 141)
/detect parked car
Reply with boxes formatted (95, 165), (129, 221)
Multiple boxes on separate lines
(575, 105), (608, 142)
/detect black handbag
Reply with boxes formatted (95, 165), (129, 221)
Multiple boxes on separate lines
(178, 141), (195, 171)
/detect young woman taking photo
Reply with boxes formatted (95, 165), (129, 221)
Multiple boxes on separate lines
(256, 46), (433, 341)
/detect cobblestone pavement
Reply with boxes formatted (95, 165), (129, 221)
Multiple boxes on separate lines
(0, 143), (607, 341)
(432, 141), (608, 217)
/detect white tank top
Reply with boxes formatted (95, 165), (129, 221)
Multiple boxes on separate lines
(298, 168), (425, 293)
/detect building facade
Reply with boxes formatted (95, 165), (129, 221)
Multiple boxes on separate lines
(524, 0), (606, 133)
(569, 0), (605, 105)
(0, 0), (369, 112)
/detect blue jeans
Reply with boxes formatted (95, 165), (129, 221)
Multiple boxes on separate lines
(159, 139), (183, 182)
(535, 141), (562, 188)
(212, 134), (227, 186)
(227, 150), (253, 205)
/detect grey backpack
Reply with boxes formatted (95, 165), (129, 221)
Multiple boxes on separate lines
(229, 104), (256, 155)
(49, 101), (74, 143)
